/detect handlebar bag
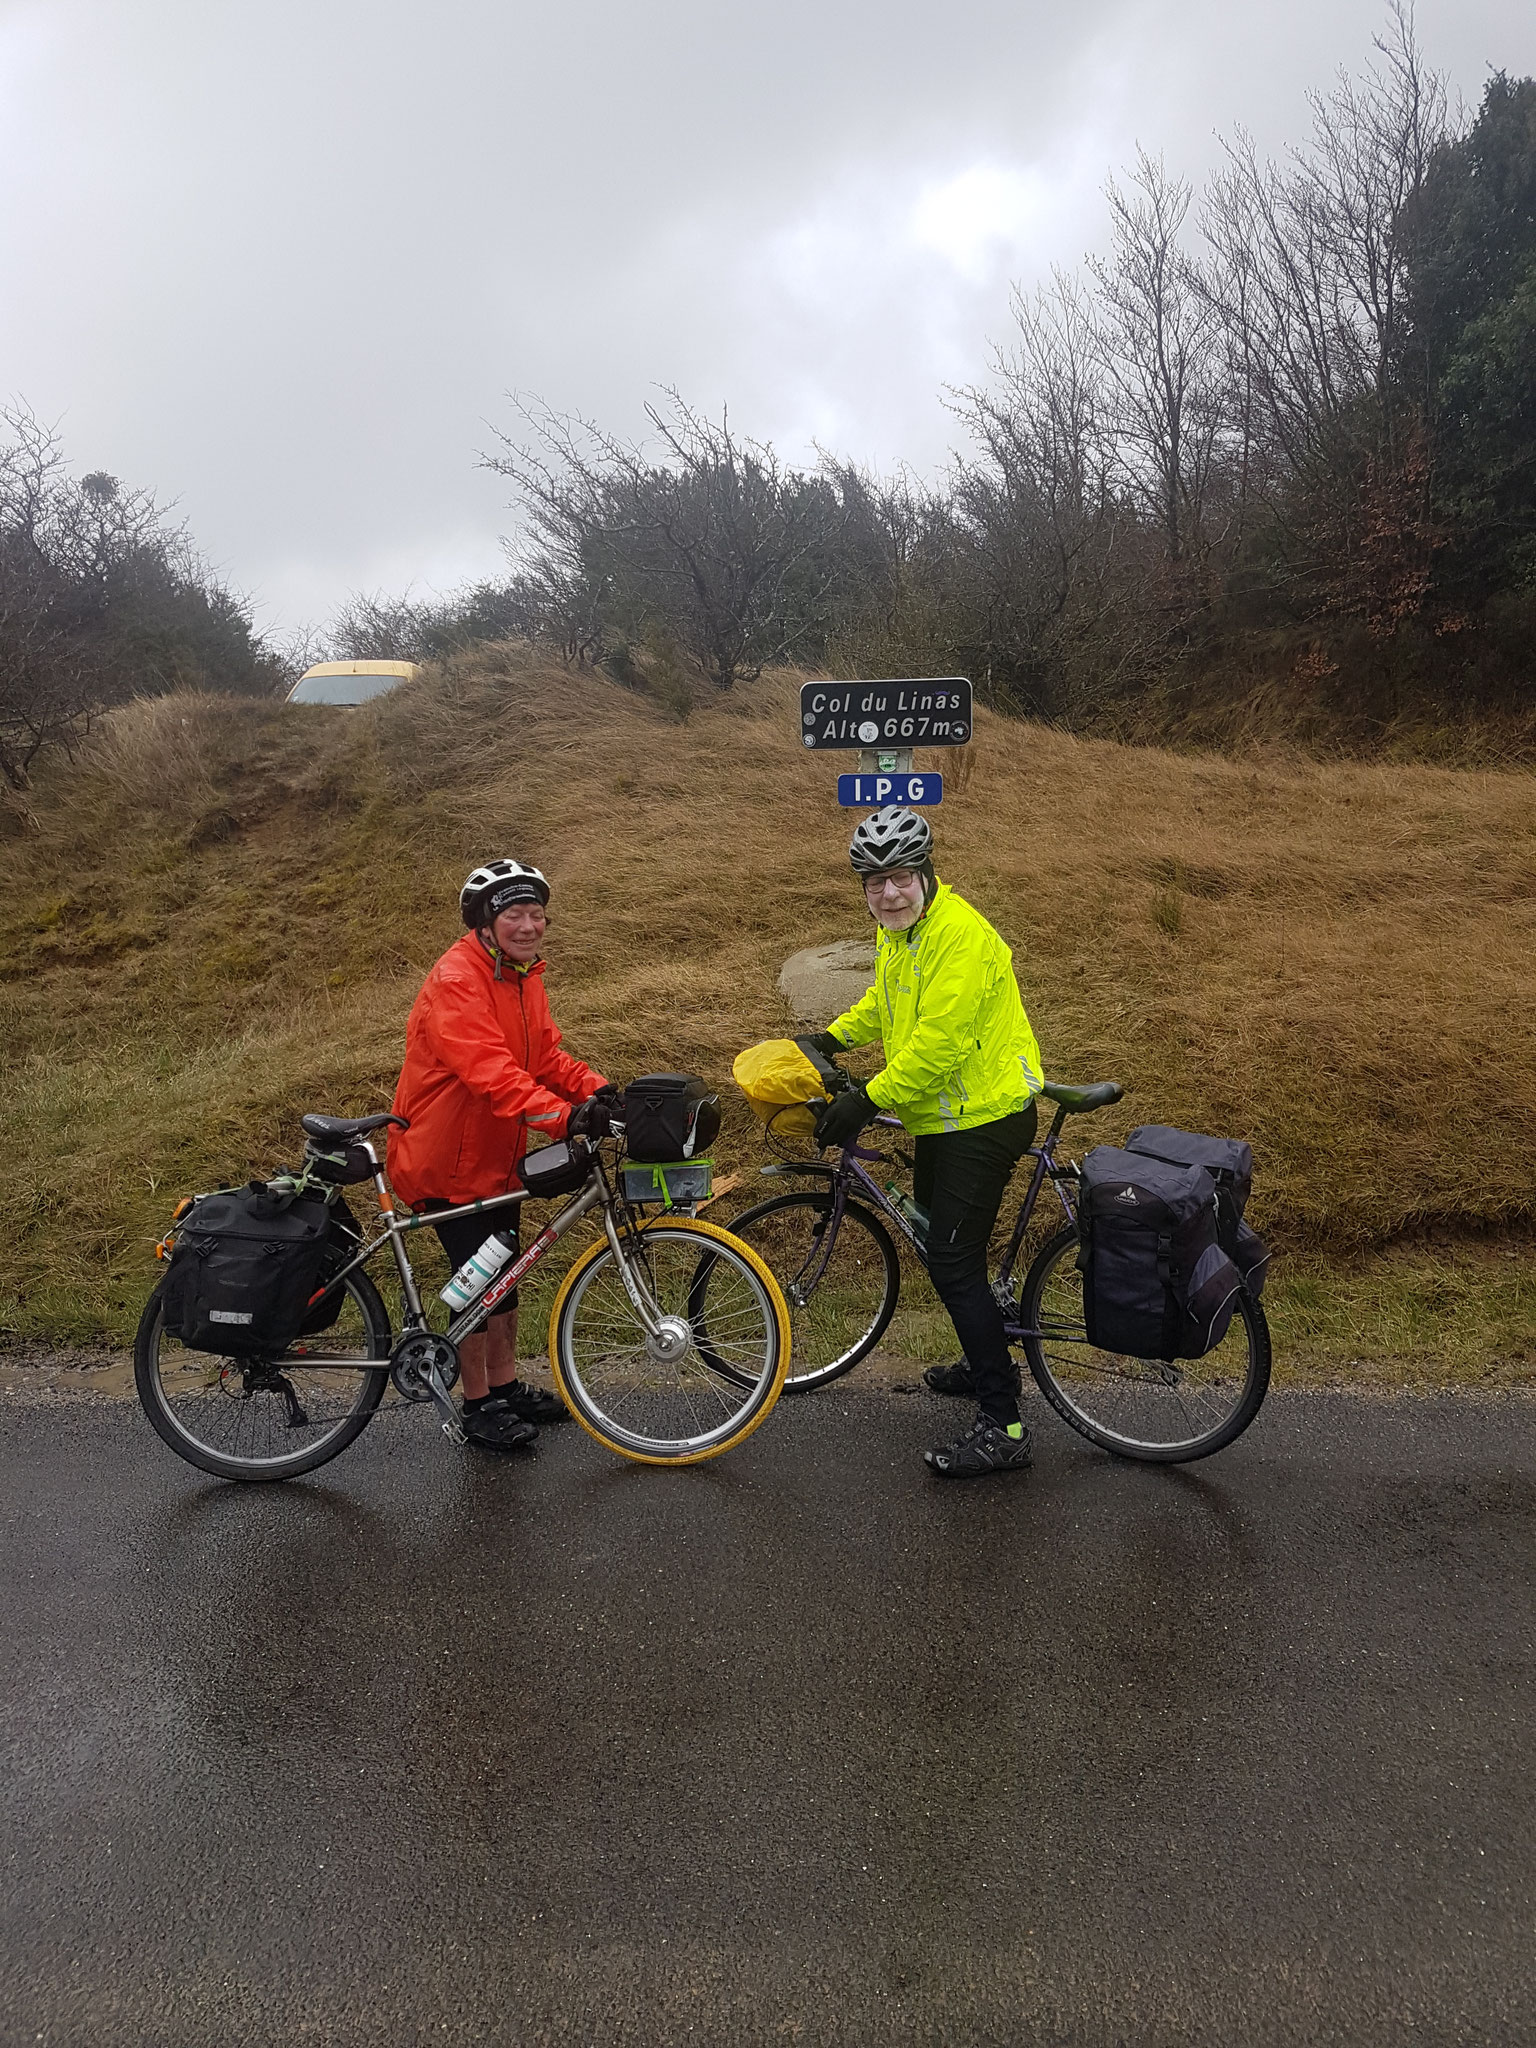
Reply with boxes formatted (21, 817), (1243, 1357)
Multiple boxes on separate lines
(622, 1074), (722, 1163)
(1125, 1124), (1269, 1297)
(160, 1182), (332, 1358)
(1077, 1146), (1242, 1360)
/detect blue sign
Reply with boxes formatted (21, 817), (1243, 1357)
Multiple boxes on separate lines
(837, 772), (943, 808)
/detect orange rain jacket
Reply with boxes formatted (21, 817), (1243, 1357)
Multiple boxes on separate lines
(387, 935), (607, 1207)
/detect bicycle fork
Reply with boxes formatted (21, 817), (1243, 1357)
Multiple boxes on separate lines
(602, 1207), (668, 1337)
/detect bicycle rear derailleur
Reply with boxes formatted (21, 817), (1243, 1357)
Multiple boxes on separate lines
(390, 1331), (464, 1444)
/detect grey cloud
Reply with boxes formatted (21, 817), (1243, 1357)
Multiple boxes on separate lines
(0, 0), (1530, 632)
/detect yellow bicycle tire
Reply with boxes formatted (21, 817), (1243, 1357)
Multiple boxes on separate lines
(547, 1215), (792, 1465)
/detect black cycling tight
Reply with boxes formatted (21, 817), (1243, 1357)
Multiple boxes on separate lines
(912, 1104), (1038, 1424)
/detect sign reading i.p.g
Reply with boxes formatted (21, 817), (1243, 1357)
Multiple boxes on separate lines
(800, 678), (972, 750)
(836, 772), (942, 807)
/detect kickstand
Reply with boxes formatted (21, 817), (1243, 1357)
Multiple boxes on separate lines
(425, 1362), (466, 1445)
(276, 1374), (310, 1429)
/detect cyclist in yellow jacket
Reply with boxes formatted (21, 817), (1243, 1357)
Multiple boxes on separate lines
(805, 806), (1043, 1478)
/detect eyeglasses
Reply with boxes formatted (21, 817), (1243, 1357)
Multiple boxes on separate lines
(863, 869), (918, 895)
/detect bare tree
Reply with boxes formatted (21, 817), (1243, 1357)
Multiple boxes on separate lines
(943, 274), (1156, 712)
(957, 271), (1111, 603)
(1092, 151), (1223, 569)
(486, 393), (838, 689)
(1200, 4), (1449, 617)
(0, 405), (283, 784)
(816, 457), (933, 635)
(0, 412), (119, 786)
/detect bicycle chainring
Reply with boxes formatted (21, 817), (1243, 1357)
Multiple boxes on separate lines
(390, 1330), (461, 1403)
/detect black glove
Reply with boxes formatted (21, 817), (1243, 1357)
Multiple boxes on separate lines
(795, 1032), (845, 1062)
(813, 1082), (876, 1151)
(567, 1095), (614, 1141)
(589, 1082), (622, 1109)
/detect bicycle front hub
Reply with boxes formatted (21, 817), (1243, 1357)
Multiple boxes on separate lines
(645, 1315), (693, 1366)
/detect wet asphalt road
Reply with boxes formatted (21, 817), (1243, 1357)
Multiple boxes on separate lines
(3, 1388), (1533, 2047)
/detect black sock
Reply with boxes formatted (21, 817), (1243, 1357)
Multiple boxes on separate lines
(466, 1378), (521, 1410)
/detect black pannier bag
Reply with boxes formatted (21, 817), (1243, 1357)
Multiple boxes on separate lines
(1124, 1124), (1270, 1299)
(621, 1073), (721, 1163)
(296, 1199), (364, 1337)
(160, 1183), (333, 1358)
(517, 1140), (592, 1198)
(1076, 1146), (1243, 1360)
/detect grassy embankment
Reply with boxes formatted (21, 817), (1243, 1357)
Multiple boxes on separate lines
(3, 647), (1535, 1387)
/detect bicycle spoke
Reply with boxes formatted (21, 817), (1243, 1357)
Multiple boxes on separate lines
(555, 1223), (784, 1459)
(138, 1275), (388, 1477)
(719, 1194), (899, 1391)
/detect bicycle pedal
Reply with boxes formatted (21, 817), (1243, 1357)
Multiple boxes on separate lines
(440, 1415), (467, 1446)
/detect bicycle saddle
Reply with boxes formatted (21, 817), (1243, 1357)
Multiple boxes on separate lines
(1040, 1080), (1124, 1113)
(301, 1112), (410, 1140)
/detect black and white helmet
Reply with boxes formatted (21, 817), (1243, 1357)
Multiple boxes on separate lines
(848, 806), (933, 876)
(460, 859), (550, 928)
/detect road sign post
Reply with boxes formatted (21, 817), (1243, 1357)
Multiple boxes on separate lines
(802, 678), (970, 809)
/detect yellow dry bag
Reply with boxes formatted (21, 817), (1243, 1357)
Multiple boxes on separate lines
(732, 1038), (825, 1142)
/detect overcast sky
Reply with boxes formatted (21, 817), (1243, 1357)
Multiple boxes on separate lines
(1, 0), (1531, 642)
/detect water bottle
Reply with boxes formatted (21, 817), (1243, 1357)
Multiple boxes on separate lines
(440, 1228), (518, 1310)
(885, 1183), (930, 1238)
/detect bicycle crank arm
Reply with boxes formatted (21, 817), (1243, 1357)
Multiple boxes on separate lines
(425, 1363), (466, 1445)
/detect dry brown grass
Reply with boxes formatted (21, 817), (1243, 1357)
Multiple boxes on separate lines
(3, 642), (1534, 1357)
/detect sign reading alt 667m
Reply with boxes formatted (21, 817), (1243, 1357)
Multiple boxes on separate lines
(800, 678), (972, 750)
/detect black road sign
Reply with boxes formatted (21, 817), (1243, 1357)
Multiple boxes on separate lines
(799, 678), (972, 750)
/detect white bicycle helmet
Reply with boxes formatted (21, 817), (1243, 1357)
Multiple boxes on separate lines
(848, 806), (933, 876)
(460, 859), (550, 928)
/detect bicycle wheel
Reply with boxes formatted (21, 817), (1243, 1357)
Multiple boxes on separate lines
(1019, 1223), (1271, 1463)
(135, 1271), (392, 1483)
(720, 1191), (901, 1392)
(548, 1217), (790, 1465)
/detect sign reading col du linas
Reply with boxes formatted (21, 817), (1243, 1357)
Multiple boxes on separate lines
(799, 678), (972, 750)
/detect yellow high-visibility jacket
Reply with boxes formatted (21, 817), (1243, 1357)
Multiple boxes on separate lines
(827, 881), (1043, 1135)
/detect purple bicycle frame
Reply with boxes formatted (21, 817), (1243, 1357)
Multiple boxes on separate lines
(773, 1106), (1081, 1344)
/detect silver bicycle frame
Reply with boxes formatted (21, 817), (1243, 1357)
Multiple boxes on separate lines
(289, 1143), (618, 1367)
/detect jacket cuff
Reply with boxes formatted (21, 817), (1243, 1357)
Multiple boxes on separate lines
(523, 1098), (571, 1139)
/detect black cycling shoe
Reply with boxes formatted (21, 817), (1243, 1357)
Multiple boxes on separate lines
(923, 1358), (980, 1398)
(922, 1358), (1023, 1401)
(924, 1414), (1032, 1478)
(460, 1398), (539, 1452)
(488, 1378), (568, 1425)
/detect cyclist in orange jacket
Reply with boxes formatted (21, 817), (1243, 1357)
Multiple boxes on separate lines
(390, 860), (614, 1450)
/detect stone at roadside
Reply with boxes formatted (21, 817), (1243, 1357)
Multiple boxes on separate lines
(778, 940), (875, 1024)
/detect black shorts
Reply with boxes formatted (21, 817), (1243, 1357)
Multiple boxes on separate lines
(418, 1199), (521, 1316)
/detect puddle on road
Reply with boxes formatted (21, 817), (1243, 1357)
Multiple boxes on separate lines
(0, 1353), (138, 1401)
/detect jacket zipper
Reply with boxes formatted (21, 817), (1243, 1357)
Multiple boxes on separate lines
(515, 973), (531, 1166)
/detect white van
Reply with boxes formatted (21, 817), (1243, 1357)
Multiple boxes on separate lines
(285, 660), (421, 706)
